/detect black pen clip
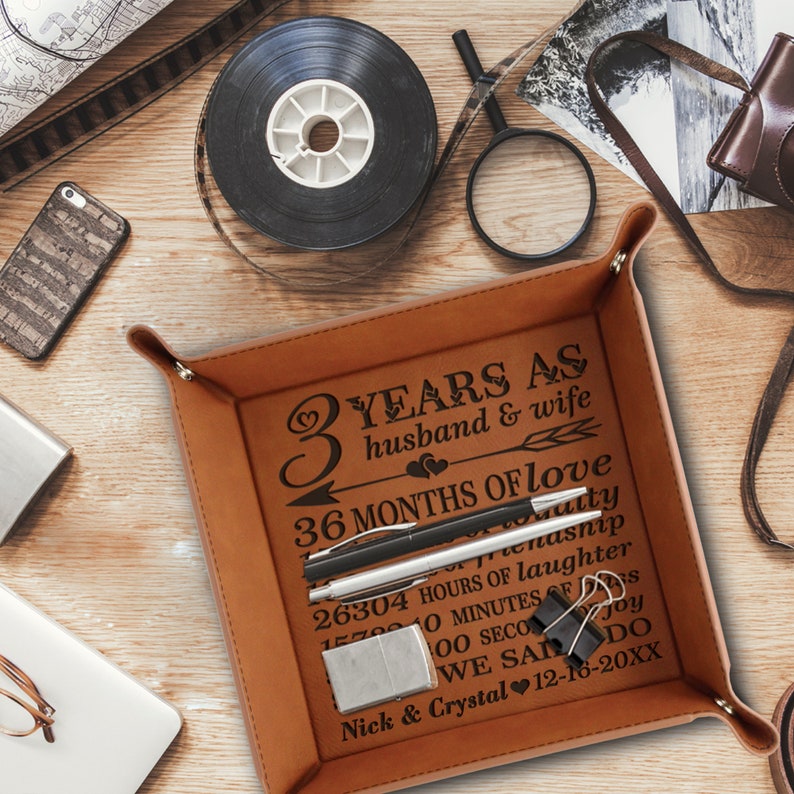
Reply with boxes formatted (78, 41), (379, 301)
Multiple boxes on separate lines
(307, 522), (417, 560)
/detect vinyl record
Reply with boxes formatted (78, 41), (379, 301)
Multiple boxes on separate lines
(204, 16), (437, 251)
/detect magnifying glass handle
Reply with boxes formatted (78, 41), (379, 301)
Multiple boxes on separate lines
(452, 29), (508, 134)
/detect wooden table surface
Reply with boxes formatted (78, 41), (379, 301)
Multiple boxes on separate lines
(1, 1), (792, 792)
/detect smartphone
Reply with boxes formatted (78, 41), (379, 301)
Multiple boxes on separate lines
(0, 182), (130, 360)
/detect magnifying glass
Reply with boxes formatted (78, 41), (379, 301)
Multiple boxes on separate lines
(453, 30), (597, 260)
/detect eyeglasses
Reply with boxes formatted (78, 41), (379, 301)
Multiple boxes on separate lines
(0, 654), (55, 743)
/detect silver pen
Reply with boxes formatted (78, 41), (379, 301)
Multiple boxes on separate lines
(308, 510), (602, 604)
(303, 486), (589, 583)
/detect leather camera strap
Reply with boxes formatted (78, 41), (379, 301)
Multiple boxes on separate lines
(742, 325), (794, 549)
(587, 30), (794, 549)
(0, 0), (289, 191)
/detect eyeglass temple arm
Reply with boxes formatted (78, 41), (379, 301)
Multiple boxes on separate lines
(0, 655), (56, 742)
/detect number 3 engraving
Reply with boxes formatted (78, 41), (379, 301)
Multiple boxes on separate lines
(279, 393), (341, 489)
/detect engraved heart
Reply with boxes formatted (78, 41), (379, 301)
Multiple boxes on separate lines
(294, 410), (319, 430)
(510, 679), (530, 695)
(385, 405), (401, 421)
(405, 453), (449, 479)
(424, 456), (448, 476)
(490, 374), (507, 389)
(347, 397), (366, 414)
(406, 459), (430, 479)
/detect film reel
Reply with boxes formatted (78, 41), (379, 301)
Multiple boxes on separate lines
(203, 16), (437, 257)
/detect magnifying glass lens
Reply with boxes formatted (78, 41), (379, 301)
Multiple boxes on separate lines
(469, 133), (595, 259)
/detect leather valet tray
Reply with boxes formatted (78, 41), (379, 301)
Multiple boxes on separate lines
(129, 202), (776, 793)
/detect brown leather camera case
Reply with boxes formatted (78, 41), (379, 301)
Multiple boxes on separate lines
(129, 203), (776, 793)
(708, 31), (794, 212)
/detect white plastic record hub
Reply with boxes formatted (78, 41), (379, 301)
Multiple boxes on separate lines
(266, 78), (375, 189)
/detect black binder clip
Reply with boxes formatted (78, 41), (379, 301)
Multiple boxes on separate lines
(528, 570), (625, 669)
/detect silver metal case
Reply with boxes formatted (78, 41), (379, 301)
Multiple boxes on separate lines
(0, 395), (71, 543)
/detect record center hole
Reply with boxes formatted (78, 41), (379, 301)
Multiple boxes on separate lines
(307, 117), (340, 153)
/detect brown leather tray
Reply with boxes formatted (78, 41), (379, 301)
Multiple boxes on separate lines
(129, 203), (777, 793)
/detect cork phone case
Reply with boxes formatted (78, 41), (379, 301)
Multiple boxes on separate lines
(0, 182), (130, 360)
(129, 203), (777, 794)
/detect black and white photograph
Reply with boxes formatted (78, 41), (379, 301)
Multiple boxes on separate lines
(517, 0), (794, 213)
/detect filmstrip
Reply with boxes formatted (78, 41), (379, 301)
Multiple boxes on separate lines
(0, 0), (289, 190)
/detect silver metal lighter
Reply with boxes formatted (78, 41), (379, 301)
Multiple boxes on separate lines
(322, 625), (438, 714)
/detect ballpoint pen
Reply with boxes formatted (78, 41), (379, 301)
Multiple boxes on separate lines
(303, 487), (589, 583)
(308, 510), (601, 604)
